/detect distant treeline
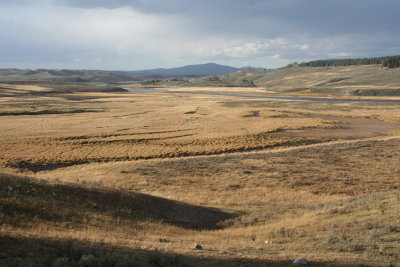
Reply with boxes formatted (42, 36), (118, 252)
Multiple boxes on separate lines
(294, 55), (400, 68)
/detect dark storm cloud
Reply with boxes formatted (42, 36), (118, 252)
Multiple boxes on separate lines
(0, 0), (399, 69)
(59, 0), (400, 36)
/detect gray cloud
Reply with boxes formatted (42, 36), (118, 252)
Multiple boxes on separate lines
(58, 0), (400, 34)
(0, 0), (399, 69)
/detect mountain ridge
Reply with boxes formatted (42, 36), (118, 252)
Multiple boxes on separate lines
(0, 63), (263, 82)
(120, 63), (263, 76)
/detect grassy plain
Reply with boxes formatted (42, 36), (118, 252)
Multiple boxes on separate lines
(1, 80), (400, 266)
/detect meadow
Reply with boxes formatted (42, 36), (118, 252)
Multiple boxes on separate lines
(1, 80), (399, 266)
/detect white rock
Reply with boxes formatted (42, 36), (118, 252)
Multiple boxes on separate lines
(264, 240), (273, 244)
(293, 258), (308, 265)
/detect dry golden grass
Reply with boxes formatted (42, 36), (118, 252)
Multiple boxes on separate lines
(1, 83), (400, 266)
(0, 89), (343, 172)
(2, 170), (399, 266)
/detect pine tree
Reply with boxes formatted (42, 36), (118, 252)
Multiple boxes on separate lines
(298, 55), (400, 68)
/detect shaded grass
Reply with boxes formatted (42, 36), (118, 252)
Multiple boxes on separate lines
(0, 172), (236, 230)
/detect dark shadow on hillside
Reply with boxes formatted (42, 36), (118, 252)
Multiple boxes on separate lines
(0, 109), (100, 116)
(0, 173), (236, 230)
(0, 235), (367, 267)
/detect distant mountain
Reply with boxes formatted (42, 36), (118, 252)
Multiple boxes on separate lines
(0, 63), (264, 83)
(126, 63), (263, 77)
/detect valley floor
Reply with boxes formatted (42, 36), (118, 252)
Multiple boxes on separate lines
(1, 84), (399, 266)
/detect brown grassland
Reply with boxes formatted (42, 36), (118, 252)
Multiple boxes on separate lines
(0, 79), (400, 266)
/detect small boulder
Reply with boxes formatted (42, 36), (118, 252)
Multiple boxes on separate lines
(194, 244), (203, 250)
(293, 258), (308, 265)
(264, 240), (273, 244)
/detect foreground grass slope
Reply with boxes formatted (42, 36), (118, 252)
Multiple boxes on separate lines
(0, 172), (238, 266)
(2, 171), (399, 266)
(1, 138), (399, 266)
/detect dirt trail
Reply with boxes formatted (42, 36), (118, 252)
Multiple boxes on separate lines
(244, 134), (400, 156)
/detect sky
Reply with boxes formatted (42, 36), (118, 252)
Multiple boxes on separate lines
(0, 0), (399, 70)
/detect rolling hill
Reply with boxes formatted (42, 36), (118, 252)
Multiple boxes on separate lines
(162, 64), (400, 96)
(0, 63), (262, 83)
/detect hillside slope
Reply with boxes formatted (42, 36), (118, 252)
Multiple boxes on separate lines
(166, 65), (400, 96)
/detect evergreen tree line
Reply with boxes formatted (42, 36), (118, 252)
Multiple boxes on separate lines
(296, 55), (400, 68)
